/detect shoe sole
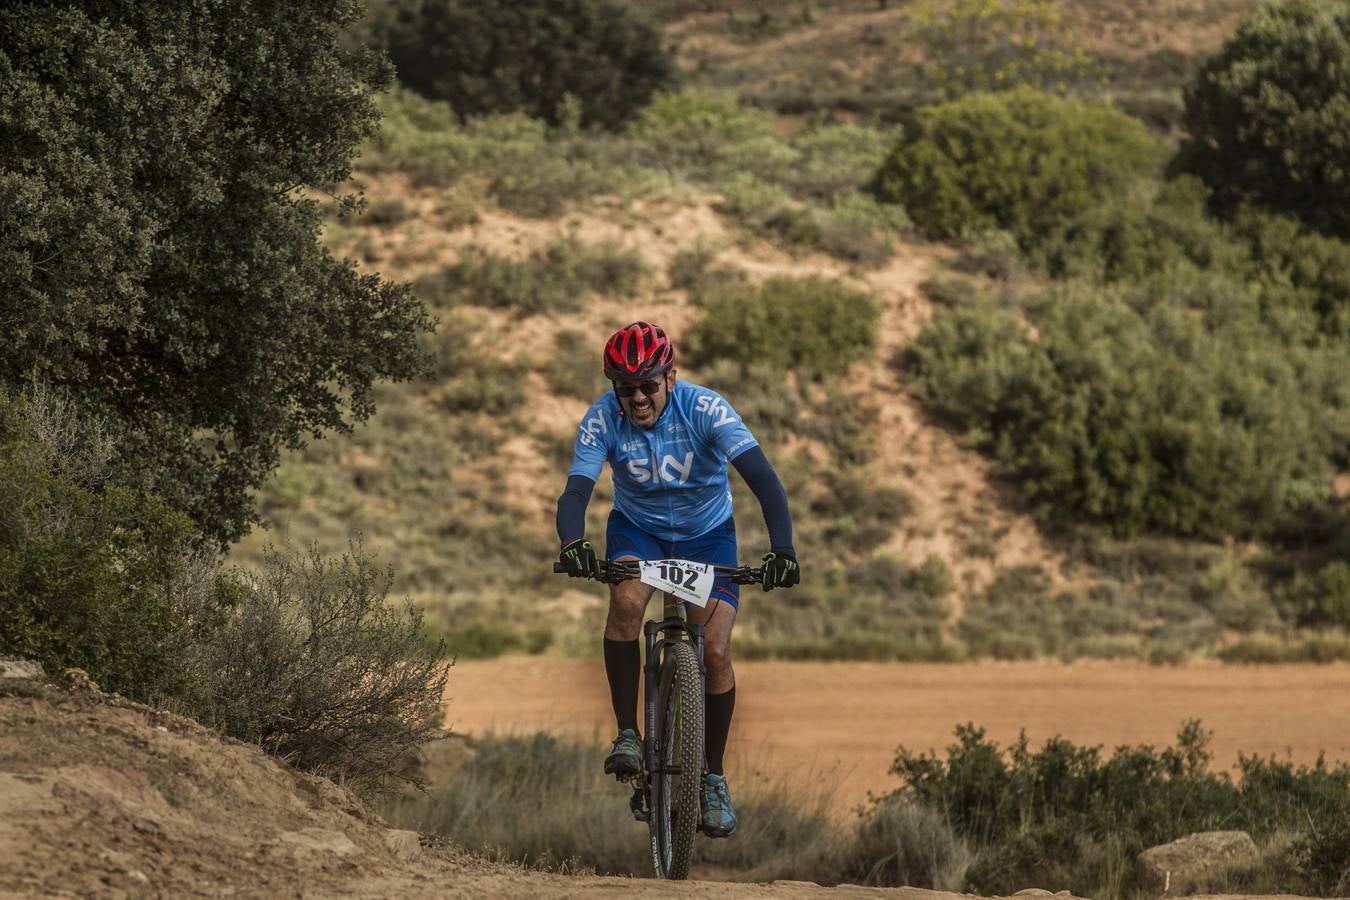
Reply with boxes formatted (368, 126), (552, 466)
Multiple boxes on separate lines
(604, 757), (641, 778)
(699, 823), (736, 838)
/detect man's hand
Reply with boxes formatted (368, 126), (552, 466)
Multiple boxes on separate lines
(760, 551), (800, 591)
(560, 538), (601, 579)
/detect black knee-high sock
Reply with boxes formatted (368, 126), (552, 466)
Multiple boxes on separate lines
(704, 685), (736, 776)
(603, 638), (641, 733)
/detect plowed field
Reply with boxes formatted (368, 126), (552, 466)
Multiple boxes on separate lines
(444, 659), (1350, 813)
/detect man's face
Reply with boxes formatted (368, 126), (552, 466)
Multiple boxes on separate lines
(614, 369), (674, 429)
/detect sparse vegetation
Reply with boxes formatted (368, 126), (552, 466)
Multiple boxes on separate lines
(416, 239), (646, 315)
(381, 730), (967, 888)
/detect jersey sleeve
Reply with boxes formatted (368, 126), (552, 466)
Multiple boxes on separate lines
(567, 399), (614, 480)
(689, 387), (759, 461)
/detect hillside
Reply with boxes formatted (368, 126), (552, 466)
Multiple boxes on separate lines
(226, 0), (1350, 669)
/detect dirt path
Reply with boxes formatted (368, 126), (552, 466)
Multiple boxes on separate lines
(444, 658), (1350, 814)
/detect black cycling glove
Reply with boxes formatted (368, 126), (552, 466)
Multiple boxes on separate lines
(760, 551), (800, 591)
(560, 538), (602, 579)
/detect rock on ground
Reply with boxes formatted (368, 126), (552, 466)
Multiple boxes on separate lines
(1136, 831), (1260, 895)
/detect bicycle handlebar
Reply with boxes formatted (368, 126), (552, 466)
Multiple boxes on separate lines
(552, 559), (764, 585)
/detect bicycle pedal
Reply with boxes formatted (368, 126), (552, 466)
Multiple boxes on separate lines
(629, 785), (649, 822)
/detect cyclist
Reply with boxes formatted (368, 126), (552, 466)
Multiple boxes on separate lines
(555, 321), (799, 839)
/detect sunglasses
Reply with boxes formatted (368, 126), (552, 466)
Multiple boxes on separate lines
(613, 378), (664, 398)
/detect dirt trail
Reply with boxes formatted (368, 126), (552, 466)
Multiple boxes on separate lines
(444, 657), (1350, 815)
(0, 668), (981, 899)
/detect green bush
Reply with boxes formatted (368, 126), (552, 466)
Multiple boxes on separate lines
(0, 391), (196, 700)
(874, 87), (1163, 248)
(907, 284), (1344, 539)
(377, 0), (676, 131)
(685, 275), (878, 378)
(1178, 0), (1350, 237)
(889, 721), (1350, 896)
(180, 541), (450, 793)
(1286, 562), (1350, 629)
(1034, 175), (1248, 283)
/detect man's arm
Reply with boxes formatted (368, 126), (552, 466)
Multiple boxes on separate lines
(556, 473), (596, 546)
(730, 446), (794, 555)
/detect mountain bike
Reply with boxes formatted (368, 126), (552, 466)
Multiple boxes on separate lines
(553, 557), (762, 880)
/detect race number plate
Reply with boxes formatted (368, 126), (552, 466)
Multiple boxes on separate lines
(638, 559), (715, 607)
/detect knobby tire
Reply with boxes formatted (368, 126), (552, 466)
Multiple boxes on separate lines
(649, 641), (703, 880)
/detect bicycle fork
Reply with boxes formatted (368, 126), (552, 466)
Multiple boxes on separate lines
(631, 593), (706, 823)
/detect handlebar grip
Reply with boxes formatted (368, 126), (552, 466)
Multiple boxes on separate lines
(553, 562), (566, 573)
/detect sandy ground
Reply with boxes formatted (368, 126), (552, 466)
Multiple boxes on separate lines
(444, 658), (1350, 814)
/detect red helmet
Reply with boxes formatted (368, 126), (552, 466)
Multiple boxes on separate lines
(602, 321), (674, 380)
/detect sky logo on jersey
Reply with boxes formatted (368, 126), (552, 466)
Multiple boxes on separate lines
(578, 410), (608, 448)
(694, 393), (737, 428)
(626, 451), (694, 484)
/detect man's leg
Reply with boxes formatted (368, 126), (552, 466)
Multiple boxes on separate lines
(688, 597), (738, 836)
(600, 510), (662, 777)
(687, 598), (737, 773)
(604, 555), (654, 735)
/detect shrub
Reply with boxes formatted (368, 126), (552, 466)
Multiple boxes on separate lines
(417, 239), (645, 315)
(843, 798), (971, 889)
(1178, 0), (1350, 237)
(1034, 175), (1249, 283)
(180, 542), (450, 793)
(907, 285), (1343, 539)
(874, 87), (1163, 248)
(685, 275), (878, 378)
(888, 721), (1350, 896)
(378, 0), (676, 130)
(908, 0), (1104, 99)
(629, 89), (783, 181)
(1285, 562), (1350, 629)
(0, 391), (196, 700)
(784, 121), (900, 202)
(547, 329), (610, 401)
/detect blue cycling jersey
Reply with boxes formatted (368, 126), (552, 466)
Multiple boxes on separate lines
(567, 381), (759, 542)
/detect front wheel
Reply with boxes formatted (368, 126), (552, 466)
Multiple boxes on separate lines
(649, 641), (704, 880)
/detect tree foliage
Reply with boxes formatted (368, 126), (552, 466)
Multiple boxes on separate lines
(373, 0), (677, 130)
(0, 1), (432, 545)
(874, 87), (1163, 247)
(1178, 0), (1350, 237)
